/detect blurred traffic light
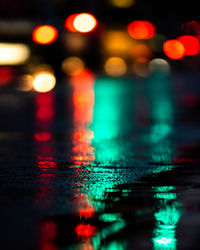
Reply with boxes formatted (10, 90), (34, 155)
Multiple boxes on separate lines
(127, 21), (156, 39)
(32, 25), (58, 44)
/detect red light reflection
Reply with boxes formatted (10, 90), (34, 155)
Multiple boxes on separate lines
(36, 93), (55, 122)
(70, 69), (95, 89)
(40, 221), (57, 250)
(70, 69), (95, 167)
(0, 67), (13, 85)
(75, 224), (97, 240)
(34, 132), (52, 142)
(34, 90), (57, 205)
(79, 206), (95, 218)
(69, 69), (96, 246)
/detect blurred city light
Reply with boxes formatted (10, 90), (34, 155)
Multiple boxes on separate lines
(32, 25), (58, 44)
(73, 13), (97, 33)
(79, 206), (95, 218)
(16, 74), (33, 91)
(75, 224), (97, 240)
(178, 35), (199, 55)
(65, 14), (78, 32)
(70, 69), (95, 88)
(0, 67), (13, 85)
(127, 21), (156, 39)
(102, 30), (135, 56)
(163, 40), (185, 60)
(34, 132), (52, 142)
(33, 72), (56, 92)
(149, 58), (170, 73)
(35, 92), (55, 121)
(62, 57), (85, 76)
(133, 57), (149, 77)
(109, 0), (135, 8)
(0, 43), (30, 65)
(104, 57), (127, 77)
(63, 32), (88, 52)
(131, 43), (153, 59)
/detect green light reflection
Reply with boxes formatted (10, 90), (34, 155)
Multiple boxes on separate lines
(99, 213), (122, 223)
(146, 73), (175, 174)
(91, 77), (126, 163)
(92, 219), (126, 250)
(146, 72), (173, 144)
(88, 78), (129, 204)
(152, 186), (184, 250)
(148, 73), (184, 250)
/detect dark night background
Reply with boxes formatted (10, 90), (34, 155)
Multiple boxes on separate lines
(1, 1), (200, 250)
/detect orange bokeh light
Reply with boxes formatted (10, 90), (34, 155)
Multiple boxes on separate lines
(163, 39), (185, 60)
(73, 13), (97, 33)
(65, 14), (78, 32)
(32, 25), (58, 44)
(128, 20), (155, 39)
(70, 69), (95, 88)
(178, 35), (200, 55)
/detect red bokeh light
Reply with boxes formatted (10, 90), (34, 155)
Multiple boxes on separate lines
(70, 69), (95, 88)
(65, 14), (78, 32)
(0, 67), (13, 85)
(178, 35), (199, 55)
(34, 132), (52, 142)
(127, 20), (155, 39)
(182, 20), (200, 38)
(40, 221), (57, 250)
(163, 39), (185, 60)
(36, 93), (55, 121)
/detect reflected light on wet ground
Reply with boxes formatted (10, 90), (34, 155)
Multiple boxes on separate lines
(1, 69), (200, 249)
(152, 186), (184, 250)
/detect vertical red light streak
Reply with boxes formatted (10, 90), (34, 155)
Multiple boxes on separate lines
(69, 69), (97, 243)
(34, 92), (58, 250)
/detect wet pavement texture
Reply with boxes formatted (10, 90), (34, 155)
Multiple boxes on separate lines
(1, 71), (200, 249)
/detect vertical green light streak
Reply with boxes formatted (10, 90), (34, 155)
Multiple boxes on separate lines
(147, 73), (184, 249)
(146, 73), (174, 174)
(88, 78), (127, 203)
(91, 78), (125, 163)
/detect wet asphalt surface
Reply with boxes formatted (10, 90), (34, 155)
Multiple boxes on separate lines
(1, 71), (200, 250)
